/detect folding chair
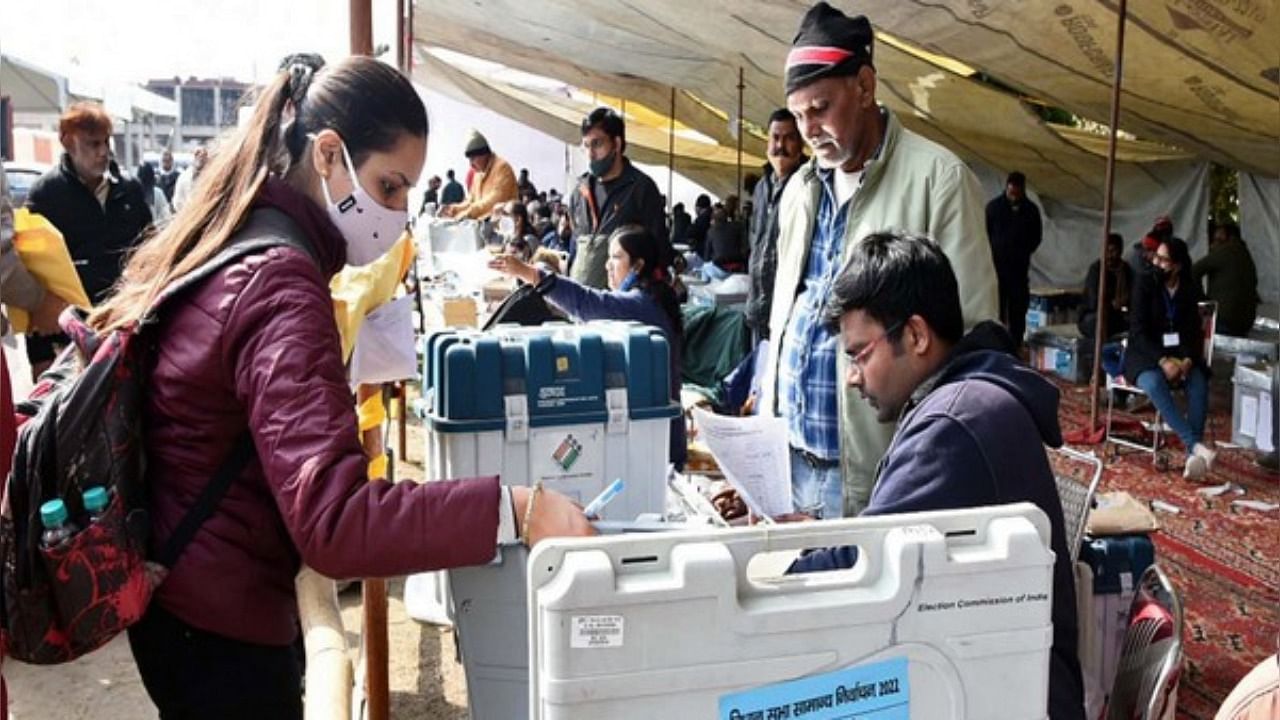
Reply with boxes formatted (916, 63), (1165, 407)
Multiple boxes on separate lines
(1105, 564), (1184, 720)
(1051, 446), (1103, 564)
(1105, 302), (1217, 468)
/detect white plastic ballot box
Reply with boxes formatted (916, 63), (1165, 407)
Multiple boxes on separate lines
(528, 503), (1057, 720)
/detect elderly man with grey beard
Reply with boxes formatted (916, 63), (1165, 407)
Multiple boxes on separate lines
(757, 2), (998, 520)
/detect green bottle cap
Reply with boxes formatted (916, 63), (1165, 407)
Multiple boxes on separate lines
(39, 499), (68, 528)
(83, 487), (110, 514)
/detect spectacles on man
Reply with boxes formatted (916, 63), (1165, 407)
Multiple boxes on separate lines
(849, 320), (904, 379)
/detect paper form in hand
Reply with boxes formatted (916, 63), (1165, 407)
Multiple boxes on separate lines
(691, 408), (793, 518)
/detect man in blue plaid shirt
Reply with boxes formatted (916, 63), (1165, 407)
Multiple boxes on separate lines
(776, 162), (866, 517)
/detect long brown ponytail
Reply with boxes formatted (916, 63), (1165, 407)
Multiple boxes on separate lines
(90, 55), (428, 334)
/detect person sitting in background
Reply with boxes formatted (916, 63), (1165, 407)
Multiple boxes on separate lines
(706, 196), (747, 275)
(1078, 232), (1132, 340)
(1194, 221), (1258, 337)
(529, 200), (556, 247)
(489, 224), (686, 469)
(1128, 215), (1173, 272)
(1124, 236), (1214, 480)
(494, 200), (538, 250)
(504, 237), (532, 263)
(787, 230), (1084, 720)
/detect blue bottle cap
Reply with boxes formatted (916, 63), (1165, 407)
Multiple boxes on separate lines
(83, 487), (109, 513)
(39, 499), (68, 528)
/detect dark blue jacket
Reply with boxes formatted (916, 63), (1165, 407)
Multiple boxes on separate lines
(790, 322), (1084, 720)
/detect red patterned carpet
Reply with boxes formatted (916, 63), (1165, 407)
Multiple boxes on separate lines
(1053, 375), (1279, 719)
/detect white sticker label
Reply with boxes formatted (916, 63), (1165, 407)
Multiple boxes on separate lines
(571, 615), (624, 649)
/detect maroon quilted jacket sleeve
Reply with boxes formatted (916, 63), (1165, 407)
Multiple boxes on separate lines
(220, 249), (499, 578)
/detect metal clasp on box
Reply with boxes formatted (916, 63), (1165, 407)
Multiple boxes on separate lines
(505, 395), (529, 442)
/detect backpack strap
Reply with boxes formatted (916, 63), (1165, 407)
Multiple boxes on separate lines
(149, 208), (320, 314)
(154, 429), (255, 568)
(148, 207), (321, 568)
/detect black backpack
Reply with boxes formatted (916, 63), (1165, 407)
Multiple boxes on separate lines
(0, 209), (311, 664)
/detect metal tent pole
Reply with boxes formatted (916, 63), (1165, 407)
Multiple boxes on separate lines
(736, 67), (744, 200)
(1088, 0), (1129, 434)
(668, 87), (676, 212)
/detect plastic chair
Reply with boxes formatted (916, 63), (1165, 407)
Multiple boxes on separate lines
(1105, 564), (1184, 720)
(1105, 302), (1216, 468)
(1051, 446), (1103, 564)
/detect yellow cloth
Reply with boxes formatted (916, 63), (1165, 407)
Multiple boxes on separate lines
(453, 154), (518, 221)
(367, 453), (389, 480)
(357, 392), (387, 432)
(330, 231), (415, 361)
(4, 209), (93, 333)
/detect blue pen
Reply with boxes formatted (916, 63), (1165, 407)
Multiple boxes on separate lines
(583, 478), (625, 518)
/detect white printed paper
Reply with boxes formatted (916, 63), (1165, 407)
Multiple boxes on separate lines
(1257, 392), (1274, 453)
(1239, 395), (1259, 438)
(692, 408), (793, 517)
(349, 294), (417, 387)
(571, 615), (624, 648)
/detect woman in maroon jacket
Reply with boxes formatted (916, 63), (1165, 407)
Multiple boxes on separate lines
(88, 55), (593, 718)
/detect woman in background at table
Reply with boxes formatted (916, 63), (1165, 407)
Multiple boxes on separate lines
(489, 224), (686, 469)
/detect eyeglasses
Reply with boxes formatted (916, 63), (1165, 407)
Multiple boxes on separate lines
(849, 320), (904, 379)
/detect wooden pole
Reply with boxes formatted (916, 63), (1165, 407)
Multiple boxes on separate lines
(667, 87), (676, 213)
(348, 4), (385, 718)
(356, 385), (389, 720)
(1088, 0), (1129, 433)
(405, 0), (414, 75)
(349, 0), (373, 57)
(395, 0), (404, 70)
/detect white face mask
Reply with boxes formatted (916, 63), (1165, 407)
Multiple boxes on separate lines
(319, 141), (407, 266)
(497, 215), (516, 238)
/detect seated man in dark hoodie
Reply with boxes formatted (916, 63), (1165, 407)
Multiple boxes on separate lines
(789, 231), (1085, 720)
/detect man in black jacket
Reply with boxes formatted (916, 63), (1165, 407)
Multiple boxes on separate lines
(567, 107), (669, 288)
(24, 102), (152, 372)
(746, 108), (805, 343)
(986, 171), (1042, 347)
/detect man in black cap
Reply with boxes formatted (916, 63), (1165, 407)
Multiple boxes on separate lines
(440, 129), (517, 220)
(757, 1), (998, 522)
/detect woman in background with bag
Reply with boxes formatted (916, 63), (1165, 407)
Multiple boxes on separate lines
(86, 54), (593, 719)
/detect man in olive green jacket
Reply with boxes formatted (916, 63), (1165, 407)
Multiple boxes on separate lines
(760, 3), (999, 517)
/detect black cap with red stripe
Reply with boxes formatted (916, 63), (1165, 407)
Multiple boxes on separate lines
(785, 2), (874, 95)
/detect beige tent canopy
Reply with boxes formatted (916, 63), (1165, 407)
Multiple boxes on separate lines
(410, 0), (1270, 209)
(419, 51), (764, 198)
